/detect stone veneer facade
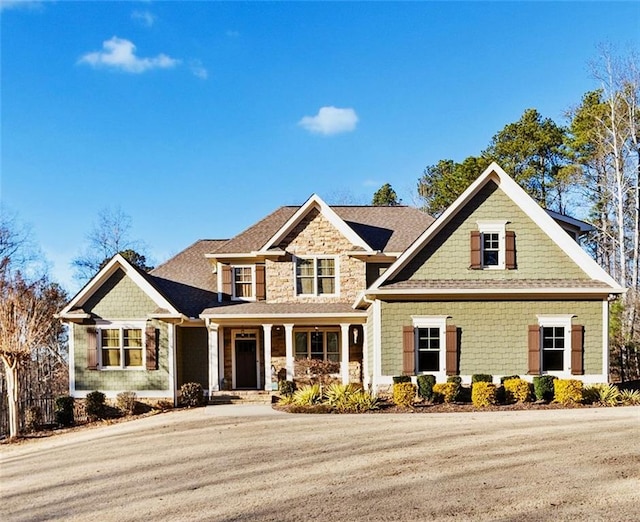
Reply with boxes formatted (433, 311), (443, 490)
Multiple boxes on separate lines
(266, 208), (366, 303)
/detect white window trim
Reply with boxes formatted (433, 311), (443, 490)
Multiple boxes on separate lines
(95, 320), (146, 371)
(231, 265), (256, 301)
(477, 220), (507, 270)
(412, 316), (448, 378)
(293, 255), (340, 297)
(537, 314), (574, 375)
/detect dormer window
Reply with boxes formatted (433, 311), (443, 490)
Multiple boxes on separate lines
(470, 221), (516, 270)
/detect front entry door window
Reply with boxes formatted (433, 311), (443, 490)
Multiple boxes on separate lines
(234, 331), (258, 389)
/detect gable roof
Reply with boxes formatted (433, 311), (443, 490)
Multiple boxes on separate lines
(366, 162), (624, 295)
(210, 195), (433, 256)
(58, 253), (182, 320)
(260, 194), (374, 252)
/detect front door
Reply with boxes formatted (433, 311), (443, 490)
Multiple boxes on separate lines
(234, 332), (258, 389)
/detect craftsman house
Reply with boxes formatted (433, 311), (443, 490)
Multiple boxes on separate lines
(58, 163), (624, 401)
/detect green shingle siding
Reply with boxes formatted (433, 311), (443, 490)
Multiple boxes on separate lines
(396, 182), (588, 282)
(74, 320), (170, 391)
(83, 269), (157, 318)
(74, 269), (170, 393)
(380, 300), (603, 376)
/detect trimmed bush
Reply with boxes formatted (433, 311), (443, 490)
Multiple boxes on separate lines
(472, 382), (497, 407)
(55, 396), (75, 427)
(554, 379), (583, 405)
(278, 380), (296, 397)
(500, 375), (520, 384)
(433, 382), (458, 403)
(416, 374), (436, 401)
(392, 382), (416, 407)
(392, 375), (412, 384)
(503, 378), (531, 403)
(116, 391), (137, 415)
(180, 382), (205, 407)
(533, 375), (557, 402)
(85, 391), (107, 420)
(471, 374), (493, 384)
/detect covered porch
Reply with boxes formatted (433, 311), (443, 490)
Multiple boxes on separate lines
(200, 302), (368, 394)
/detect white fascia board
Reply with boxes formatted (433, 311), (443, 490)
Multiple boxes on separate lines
(259, 194), (374, 252)
(60, 253), (180, 316)
(494, 166), (623, 289)
(369, 287), (622, 297)
(199, 311), (368, 321)
(370, 162), (624, 292)
(370, 166), (501, 290)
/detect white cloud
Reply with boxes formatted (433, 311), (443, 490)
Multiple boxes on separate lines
(78, 36), (180, 73)
(298, 106), (358, 135)
(189, 59), (208, 80)
(131, 9), (156, 27)
(362, 179), (381, 187)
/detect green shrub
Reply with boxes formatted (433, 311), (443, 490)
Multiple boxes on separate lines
(472, 382), (497, 407)
(292, 384), (322, 406)
(392, 375), (412, 384)
(500, 375), (520, 384)
(471, 374), (493, 384)
(416, 374), (436, 401)
(582, 384), (603, 405)
(533, 375), (557, 402)
(447, 375), (463, 401)
(116, 391), (137, 415)
(25, 405), (43, 433)
(392, 382), (416, 407)
(54, 396), (75, 427)
(433, 382), (458, 403)
(85, 391), (107, 420)
(503, 378), (531, 403)
(554, 379), (583, 405)
(278, 380), (296, 397)
(180, 382), (205, 407)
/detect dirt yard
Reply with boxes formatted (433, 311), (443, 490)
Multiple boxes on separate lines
(1, 405), (639, 521)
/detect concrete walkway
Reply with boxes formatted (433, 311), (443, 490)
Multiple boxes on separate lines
(204, 403), (287, 416)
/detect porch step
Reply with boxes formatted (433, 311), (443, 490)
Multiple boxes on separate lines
(208, 391), (275, 405)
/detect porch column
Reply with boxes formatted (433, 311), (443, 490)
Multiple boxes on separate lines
(263, 324), (273, 391)
(284, 323), (294, 381)
(340, 323), (350, 385)
(208, 322), (220, 395)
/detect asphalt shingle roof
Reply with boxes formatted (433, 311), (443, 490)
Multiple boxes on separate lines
(211, 204), (433, 255)
(149, 239), (227, 318)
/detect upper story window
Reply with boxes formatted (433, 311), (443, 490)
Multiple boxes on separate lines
(295, 257), (337, 296)
(233, 266), (254, 299)
(100, 326), (143, 368)
(470, 221), (515, 270)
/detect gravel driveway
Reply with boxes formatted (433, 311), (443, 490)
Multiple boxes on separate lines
(2, 405), (639, 521)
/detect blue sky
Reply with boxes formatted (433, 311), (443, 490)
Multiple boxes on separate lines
(2, 1), (639, 293)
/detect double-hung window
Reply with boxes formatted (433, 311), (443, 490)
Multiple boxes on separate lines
(294, 328), (340, 362)
(537, 315), (573, 373)
(412, 316), (448, 374)
(233, 266), (254, 299)
(476, 221), (507, 269)
(295, 257), (337, 296)
(100, 325), (144, 369)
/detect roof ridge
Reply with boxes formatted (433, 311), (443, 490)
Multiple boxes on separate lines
(151, 239), (228, 274)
